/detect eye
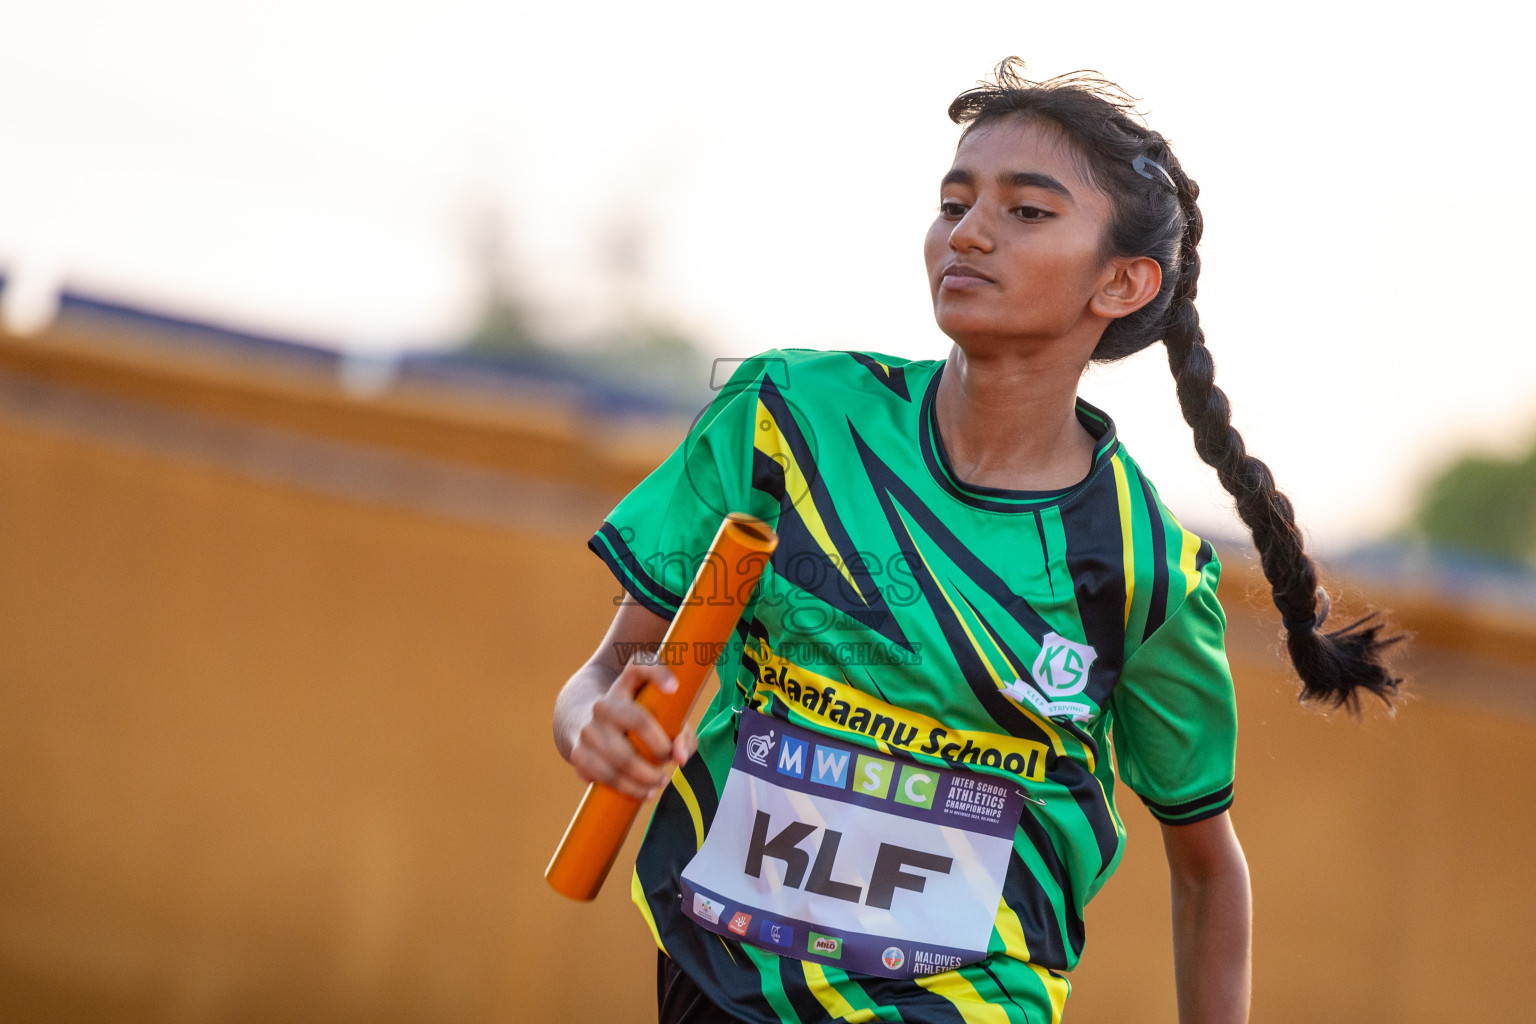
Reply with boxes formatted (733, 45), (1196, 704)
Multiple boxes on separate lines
(1013, 205), (1054, 222)
(938, 201), (968, 219)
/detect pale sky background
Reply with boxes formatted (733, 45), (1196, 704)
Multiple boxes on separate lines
(1, 0), (1533, 553)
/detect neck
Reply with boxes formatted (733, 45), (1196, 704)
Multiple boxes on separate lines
(934, 342), (1097, 492)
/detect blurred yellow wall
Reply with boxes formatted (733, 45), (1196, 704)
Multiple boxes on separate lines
(1, 320), (1533, 1023)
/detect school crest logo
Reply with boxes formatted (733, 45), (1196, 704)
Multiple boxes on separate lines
(1031, 632), (1096, 698)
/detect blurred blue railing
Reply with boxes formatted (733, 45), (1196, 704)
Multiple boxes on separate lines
(39, 286), (700, 423)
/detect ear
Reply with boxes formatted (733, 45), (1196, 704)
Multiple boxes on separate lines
(1090, 256), (1162, 320)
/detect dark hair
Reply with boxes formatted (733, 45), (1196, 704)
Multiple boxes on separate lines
(948, 58), (1402, 712)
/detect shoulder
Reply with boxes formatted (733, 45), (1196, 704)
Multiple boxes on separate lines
(716, 347), (941, 405)
(1103, 444), (1223, 644)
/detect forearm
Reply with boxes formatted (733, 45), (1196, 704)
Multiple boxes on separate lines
(1162, 813), (1251, 1024)
(1170, 862), (1250, 1022)
(551, 599), (686, 799)
(553, 598), (670, 763)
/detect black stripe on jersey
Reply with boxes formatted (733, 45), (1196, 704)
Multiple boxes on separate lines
(1002, 854), (1068, 969)
(636, 763), (723, 898)
(778, 959), (830, 1023)
(755, 690), (795, 721)
(848, 352), (911, 401)
(660, 930), (776, 1024)
(753, 445), (789, 498)
(851, 423), (1060, 756)
(1012, 817), (1084, 964)
(676, 750), (722, 824)
(755, 379), (915, 652)
(852, 975), (970, 1024)
(850, 421), (1057, 641)
(732, 617), (761, 700)
(975, 962), (1036, 1023)
(635, 770), (723, 935)
(1032, 510), (1056, 600)
(1053, 758), (1121, 881)
(1055, 471), (1127, 711)
(1195, 538), (1214, 575)
(1142, 783), (1235, 825)
(1136, 472), (1172, 642)
(590, 521), (684, 617)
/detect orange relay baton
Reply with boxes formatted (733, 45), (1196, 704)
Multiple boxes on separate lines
(545, 513), (779, 901)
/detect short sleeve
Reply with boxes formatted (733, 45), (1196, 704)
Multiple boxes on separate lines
(587, 353), (778, 618)
(1108, 554), (1238, 825)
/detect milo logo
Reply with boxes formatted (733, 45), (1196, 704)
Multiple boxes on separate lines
(1031, 632), (1097, 698)
(807, 932), (842, 959)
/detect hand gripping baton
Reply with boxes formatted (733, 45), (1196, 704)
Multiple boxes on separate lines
(545, 513), (778, 901)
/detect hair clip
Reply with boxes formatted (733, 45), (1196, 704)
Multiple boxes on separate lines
(1132, 154), (1178, 193)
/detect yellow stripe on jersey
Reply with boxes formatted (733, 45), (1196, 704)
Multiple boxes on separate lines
(994, 896), (1032, 962)
(670, 766), (705, 849)
(1111, 455), (1135, 625)
(896, 513), (1066, 759)
(630, 868), (667, 954)
(803, 962), (877, 1022)
(1175, 515), (1202, 596)
(916, 970), (1012, 1024)
(755, 398), (865, 601)
(1027, 964), (1070, 1024)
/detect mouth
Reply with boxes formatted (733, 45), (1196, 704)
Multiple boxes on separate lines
(940, 264), (996, 288)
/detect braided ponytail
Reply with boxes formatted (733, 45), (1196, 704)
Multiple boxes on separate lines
(1160, 170), (1403, 712)
(950, 58), (1404, 712)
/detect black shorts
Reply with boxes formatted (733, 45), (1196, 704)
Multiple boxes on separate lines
(657, 952), (747, 1024)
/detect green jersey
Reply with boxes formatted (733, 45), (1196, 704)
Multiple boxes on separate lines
(588, 349), (1237, 1024)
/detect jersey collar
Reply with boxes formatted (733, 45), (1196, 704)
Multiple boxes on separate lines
(916, 365), (1119, 514)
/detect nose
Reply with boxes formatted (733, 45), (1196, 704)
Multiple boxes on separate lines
(948, 206), (994, 254)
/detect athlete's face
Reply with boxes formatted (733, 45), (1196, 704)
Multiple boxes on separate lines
(923, 118), (1123, 350)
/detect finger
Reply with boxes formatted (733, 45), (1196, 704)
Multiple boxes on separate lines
(574, 716), (669, 784)
(584, 728), (671, 788)
(590, 697), (673, 763)
(570, 745), (669, 799)
(614, 659), (679, 699)
(648, 772), (675, 802)
(582, 713), (675, 783)
(568, 746), (640, 796)
(599, 662), (681, 762)
(671, 725), (698, 767)
(615, 755), (673, 795)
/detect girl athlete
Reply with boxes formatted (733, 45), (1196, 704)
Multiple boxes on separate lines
(553, 60), (1400, 1024)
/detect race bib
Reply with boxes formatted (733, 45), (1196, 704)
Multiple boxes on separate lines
(680, 710), (1026, 979)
